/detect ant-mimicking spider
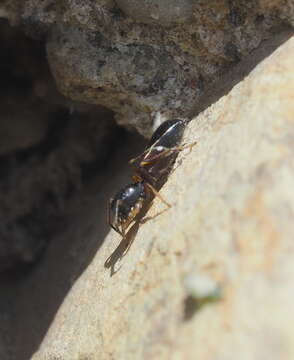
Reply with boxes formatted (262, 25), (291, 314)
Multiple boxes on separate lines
(108, 118), (196, 239)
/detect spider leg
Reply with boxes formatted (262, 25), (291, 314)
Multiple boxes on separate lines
(129, 148), (149, 164)
(108, 198), (124, 236)
(140, 207), (170, 224)
(141, 141), (197, 164)
(144, 182), (171, 208)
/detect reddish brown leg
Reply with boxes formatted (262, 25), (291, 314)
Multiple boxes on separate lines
(139, 207), (170, 224)
(145, 182), (171, 208)
(138, 183), (171, 224)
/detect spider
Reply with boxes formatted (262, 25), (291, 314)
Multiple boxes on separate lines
(108, 118), (196, 238)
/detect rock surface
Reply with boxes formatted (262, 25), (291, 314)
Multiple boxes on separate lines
(1, 0), (293, 136)
(116, 0), (195, 25)
(26, 37), (294, 359)
(0, 2), (293, 359)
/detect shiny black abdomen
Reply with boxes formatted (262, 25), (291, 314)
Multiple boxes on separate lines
(148, 119), (186, 149)
(139, 119), (187, 186)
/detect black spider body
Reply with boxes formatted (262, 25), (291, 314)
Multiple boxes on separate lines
(109, 118), (190, 238)
(148, 118), (186, 148)
(133, 119), (186, 186)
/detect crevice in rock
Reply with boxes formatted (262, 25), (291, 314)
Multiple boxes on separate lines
(0, 19), (118, 274)
(0, 19), (146, 360)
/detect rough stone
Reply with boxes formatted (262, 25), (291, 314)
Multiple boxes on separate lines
(116, 0), (195, 25)
(26, 37), (294, 360)
(46, 24), (198, 137)
(1, 0), (293, 136)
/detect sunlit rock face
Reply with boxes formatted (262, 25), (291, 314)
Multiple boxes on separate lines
(31, 38), (294, 360)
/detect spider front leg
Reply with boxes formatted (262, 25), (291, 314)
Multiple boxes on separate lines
(138, 182), (172, 224)
(129, 148), (149, 165)
(144, 182), (171, 208)
(141, 141), (197, 165)
(108, 198), (123, 237)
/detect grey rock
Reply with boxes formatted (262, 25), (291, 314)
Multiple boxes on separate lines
(116, 0), (195, 25)
(1, 0), (293, 136)
(47, 25), (199, 137)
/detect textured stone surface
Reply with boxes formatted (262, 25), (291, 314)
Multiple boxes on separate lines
(1, 0), (293, 136)
(116, 0), (195, 25)
(26, 37), (294, 359)
(0, 2), (293, 358)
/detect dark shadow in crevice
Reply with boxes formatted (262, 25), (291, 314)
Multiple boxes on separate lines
(5, 128), (145, 360)
(189, 26), (294, 118)
(0, 19), (147, 360)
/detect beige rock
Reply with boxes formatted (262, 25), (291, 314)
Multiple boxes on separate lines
(33, 37), (294, 359)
